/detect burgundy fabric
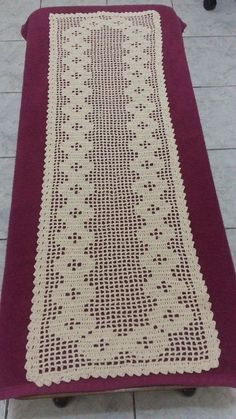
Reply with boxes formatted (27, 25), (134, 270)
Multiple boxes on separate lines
(0, 5), (235, 400)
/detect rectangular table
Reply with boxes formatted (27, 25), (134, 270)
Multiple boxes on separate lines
(0, 5), (235, 400)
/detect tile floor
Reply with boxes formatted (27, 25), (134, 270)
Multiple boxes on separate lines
(0, 0), (235, 417)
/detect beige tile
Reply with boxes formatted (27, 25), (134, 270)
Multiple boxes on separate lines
(108, 0), (172, 5)
(0, 93), (21, 157)
(8, 392), (134, 419)
(173, 0), (236, 36)
(208, 150), (236, 228)
(194, 87), (236, 150)
(0, 158), (15, 238)
(184, 37), (236, 87)
(226, 229), (236, 267)
(42, 0), (106, 6)
(135, 387), (236, 419)
(0, 42), (25, 92)
(0, 400), (6, 418)
(0, 0), (39, 41)
(0, 240), (7, 291)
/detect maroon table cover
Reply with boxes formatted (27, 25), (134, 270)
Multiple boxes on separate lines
(0, 4), (235, 400)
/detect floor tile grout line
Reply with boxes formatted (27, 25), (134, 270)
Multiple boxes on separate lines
(0, 40), (24, 43)
(132, 392), (136, 419)
(184, 35), (236, 38)
(193, 85), (236, 88)
(0, 92), (22, 94)
(207, 148), (236, 151)
(4, 400), (9, 419)
(0, 92), (21, 95)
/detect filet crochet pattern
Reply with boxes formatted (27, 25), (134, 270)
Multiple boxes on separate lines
(25, 11), (220, 387)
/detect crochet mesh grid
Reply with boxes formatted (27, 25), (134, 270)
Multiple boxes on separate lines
(25, 11), (220, 387)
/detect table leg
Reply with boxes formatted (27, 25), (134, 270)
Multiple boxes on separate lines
(203, 0), (217, 10)
(53, 397), (70, 407)
(179, 388), (197, 397)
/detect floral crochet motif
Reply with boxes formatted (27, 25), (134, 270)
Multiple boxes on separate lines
(25, 11), (220, 387)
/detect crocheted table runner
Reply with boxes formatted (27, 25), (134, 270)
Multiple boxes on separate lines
(25, 10), (220, 387)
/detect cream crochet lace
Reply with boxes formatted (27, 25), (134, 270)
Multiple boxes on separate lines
(25, 11), (220, 387)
